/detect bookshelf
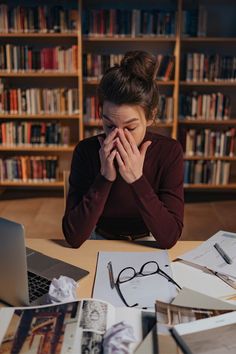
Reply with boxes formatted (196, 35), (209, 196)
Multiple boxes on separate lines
(0, 0), (235, 191)
(0, 0), (83, 188)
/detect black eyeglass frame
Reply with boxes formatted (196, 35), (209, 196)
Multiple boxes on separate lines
(115, 260), (182, 308)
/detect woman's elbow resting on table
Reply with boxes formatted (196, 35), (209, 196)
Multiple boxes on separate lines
(152, 222), (183, 249)
(62, 215), (88, 249)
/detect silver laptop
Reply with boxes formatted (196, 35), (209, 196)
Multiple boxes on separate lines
(0, 217), (89, 307)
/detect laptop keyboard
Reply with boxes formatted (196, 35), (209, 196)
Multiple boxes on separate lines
(28, 271), (51, 303)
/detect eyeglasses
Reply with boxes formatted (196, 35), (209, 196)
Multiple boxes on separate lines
(115, 261), (182, 308)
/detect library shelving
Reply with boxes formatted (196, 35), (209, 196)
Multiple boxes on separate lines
(0, 0), (236, 191)
(0, 1), (83, 188)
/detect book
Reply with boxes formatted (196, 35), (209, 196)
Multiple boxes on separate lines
(0, 298), (143, 354)
(156, 296), (236, 354)
(169, 311), (236, 354)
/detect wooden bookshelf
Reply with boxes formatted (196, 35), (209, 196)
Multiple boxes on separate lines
(83, 36), (176, 42)
(184, 156), (236, 161)
(0, 72), (78, 77)
(0, 0), (235, 190)
(0, 1), (82, 187)
(179, 120), (236, 126)
(0, 181), (64, 188)
(0, 33), (78, 38)
(0, 114), (81, 120)
(0, 146), (75, 152)
(184, 184), (236, 190)
(180, 81), (236, 86)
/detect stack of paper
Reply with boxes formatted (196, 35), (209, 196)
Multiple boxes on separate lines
(176, 230), (236, 292)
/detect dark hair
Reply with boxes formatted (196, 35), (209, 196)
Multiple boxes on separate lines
(97, 51), (159, 121)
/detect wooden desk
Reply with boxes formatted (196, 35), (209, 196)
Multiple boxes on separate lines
(26, 239), (201, 298)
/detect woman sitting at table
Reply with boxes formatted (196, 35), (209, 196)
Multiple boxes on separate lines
(62, 50), (184, 248)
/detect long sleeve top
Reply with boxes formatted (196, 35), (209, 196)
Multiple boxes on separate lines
(62, 131), (184, 249)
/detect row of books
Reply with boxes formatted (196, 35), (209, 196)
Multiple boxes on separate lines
(83, 96), (100, 122)
(184, 160), (231, 185)
(0, 45), (78, 72)
(158, 95), (174, 122)
(82, 9), (176, 37)
(179, 92), (231, 121)
(83, 95), (174, 122)
(185, 54), (236, 82)
(83, 53), (122, 79)
(83, 53), (175, 81)
(182, 128), (235, 157)
(0, 156), (58, 182)
(0, 122), (70, 146)
(0, 83), (79, 115)
(0, 5), (78, 33)
(182, 7), (207, 37)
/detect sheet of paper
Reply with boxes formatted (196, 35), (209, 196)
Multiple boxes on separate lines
(171, 261), (236, 300)
(177, 230), (236, 278)
(93, 251), (178, 309)
(172, 312), (236, 354)
(174, 310), (236, 335)
(172, 287), (236, 310)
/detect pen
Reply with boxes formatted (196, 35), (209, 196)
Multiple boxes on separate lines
(107, 261), (115, 289)
(214, 243), (233, 265)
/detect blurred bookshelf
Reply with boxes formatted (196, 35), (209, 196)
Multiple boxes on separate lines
(0, 0), (235, 191)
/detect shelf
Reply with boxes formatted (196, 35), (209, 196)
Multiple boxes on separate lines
(0, 33), (78, 38)
(0, 180), (63, 187)
(179, 119), (236, 125)
(0, 72), (78, 78)
(0, 114), (81, 120)
(180, 81), (236, 86)
(181, 37), (236, 42)
(84, 121), (102, 127)
(83, 35), (176, 42)
(0, 145), (75, 152)
(84, 79), (175, 86)
(184, 184), (236, 190)
(184, 156), (236, 161)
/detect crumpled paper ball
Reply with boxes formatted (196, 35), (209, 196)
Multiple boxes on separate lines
(48, 275), (78, 303)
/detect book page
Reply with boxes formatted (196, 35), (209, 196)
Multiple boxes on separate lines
(173, 311), (236, 354)
(0, 299), (117, 354)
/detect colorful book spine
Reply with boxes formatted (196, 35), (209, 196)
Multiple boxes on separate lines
(184, 160), (231, 185)
(0, 45), (78, 72)
(0, 122), (70, 146)
(83, 9), (176, 37)
(0, 80), (79, 115)
(182, 128), (235, 157)
(179, 92), (231, 121)
(0, 156), (58, 182)
(0, 5), (78, 33)
(185, 54), (236, 81)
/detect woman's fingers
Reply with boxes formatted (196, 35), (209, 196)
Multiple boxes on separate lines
(117, 129), (132, 155)
(124, 129), (139, 154)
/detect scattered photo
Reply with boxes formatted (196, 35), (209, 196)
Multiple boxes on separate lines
(81, 331), (103, 354)
(79, 300), (108, 332)
(0, 302), (81, 354)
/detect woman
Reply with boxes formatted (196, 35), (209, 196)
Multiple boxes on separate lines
(62, 50), (184, 248)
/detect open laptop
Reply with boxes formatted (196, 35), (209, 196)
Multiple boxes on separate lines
(0, 217), (89, 307)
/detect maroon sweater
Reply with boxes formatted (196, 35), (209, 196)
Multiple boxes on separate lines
(62, 131), (184, 248)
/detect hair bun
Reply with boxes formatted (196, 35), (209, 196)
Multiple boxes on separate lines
(120, 51), (157, 82)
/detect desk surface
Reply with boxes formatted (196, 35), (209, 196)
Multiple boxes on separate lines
(26, 239), (201, 298)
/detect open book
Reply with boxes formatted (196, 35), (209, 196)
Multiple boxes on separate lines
(155, 298), (235, 354)
(0, 299), (143, 354)
(169, 311), (236, 354)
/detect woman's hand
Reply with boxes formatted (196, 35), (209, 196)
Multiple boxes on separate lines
(115, 128), (151, 183)
(98, 128), (118, 182)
